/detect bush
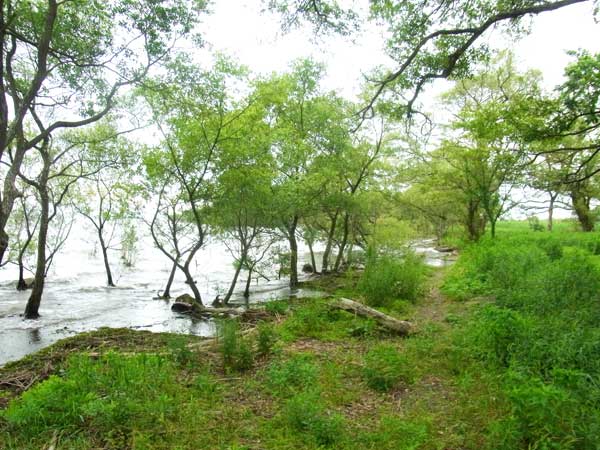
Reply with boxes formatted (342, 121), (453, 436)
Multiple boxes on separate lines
(256, 321), (278, 356)
(358, 248), (426, 307)
(488, 374), (583, 450)
(2, 352), (177, 440)
(284, 390), (345, 447)
(363, 344), (414, 392)
(467, 305), (532, 367)
(217, 319), (254, 372)
(446, 232), (600, 448)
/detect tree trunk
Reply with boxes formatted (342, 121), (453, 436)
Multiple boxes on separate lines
(24, 192), (49, 319)
(16, 260), (27, 291)
(333, 298), (412, 335)
(333, 213), (350, 272)
(183, 263), (202, 305)
(99, 233), (115, 287)
(288, 216), (299, 288)
(466, 200), (485, 241)
(0, 141), (27, 266)
(490, 218), (496, 239)
(243, 267), (253, 298)
(321, 212), (338, 273)
(0, 227), (7, 267)
(571, 189), (594, 232)
(161, 262), (177, 299)
(547, 193), (557, 232)
(223, 262), (243, 305)
(346, 243), (354, 266)
(307, 239), (317, 273)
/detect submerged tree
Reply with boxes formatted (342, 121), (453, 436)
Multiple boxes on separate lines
(0, 0), (207, 265)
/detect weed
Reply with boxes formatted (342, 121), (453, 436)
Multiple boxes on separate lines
(363, 344), (415, 392)
(284, 390), (346, 447)
(217, 319), (254, 372)
(266, 354), (318, 396)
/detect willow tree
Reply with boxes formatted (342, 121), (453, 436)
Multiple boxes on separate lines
(142, 57), (250, 305)
(0, 0), (207, 265)
(210, 98), (277, 304)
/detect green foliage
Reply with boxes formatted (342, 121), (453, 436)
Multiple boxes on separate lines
(448, 230), (600, 448)
(363, 344), (415, 392)
(217, 319), (254, 372)
(266, 354), (319, 396)
(281, 300), (334, 339)
(283, 390), (346, 447)
(264, 299), (288, 315)
(167, 335), (195, 367)
(467, 305), (531, 367)
(2, 352), (177, 440)
(358, 248), (426, 307)
(256, 321), (278, 356)
(527, 215), (545, 232)
(359, 416), (430, 450)
(488, 372), (599, 450)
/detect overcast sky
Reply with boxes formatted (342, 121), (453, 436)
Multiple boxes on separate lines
(198, 0), (600, 102)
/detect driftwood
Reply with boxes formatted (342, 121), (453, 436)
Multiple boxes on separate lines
(333, 298), (412, 335)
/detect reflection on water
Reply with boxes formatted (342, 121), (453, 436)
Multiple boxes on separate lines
(0, 233), (451, 366)
(28, 328), (42, 343)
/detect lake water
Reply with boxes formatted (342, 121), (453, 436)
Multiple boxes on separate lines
(0, 229), (453, 366)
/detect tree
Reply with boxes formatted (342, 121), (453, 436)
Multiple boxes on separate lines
(73, 127), (138, 287)
(269, 0), (592, 118)
(147, 184), (203, 302)
(210, 100), (277, 304)
(142, 56), (250, 305)
(18, 134), (97, 318)
(0, 0), (207, 265)
(255, 60), (328, 287)
(3, 191), (39, 289)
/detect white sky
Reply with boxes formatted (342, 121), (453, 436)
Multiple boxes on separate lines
(198, 0), (600, 102)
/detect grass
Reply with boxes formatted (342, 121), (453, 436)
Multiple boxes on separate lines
(3, 227), (597, 449)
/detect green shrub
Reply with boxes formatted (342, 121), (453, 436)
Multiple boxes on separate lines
(539, 239), (563, 260)
(527, 215), (545, 232)
(2, 352), (177, 440)
(284, 390), (345, 447)
(467, 305), (532, 367)
(543, 250), (600, 311)
(488, 373), (586, 450)
(256, 321), (278, 356)
(348, 318), (378, 337)
(363, 344), (414, 392)
(358, 248), (426, 307)
(217, 319), (254, 372)
(266, 354), (318, 396)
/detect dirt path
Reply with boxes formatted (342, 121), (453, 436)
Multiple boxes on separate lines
(413, 267), (452, 328)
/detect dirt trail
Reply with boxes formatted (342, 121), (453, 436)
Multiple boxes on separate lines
(413, 268), (452, 327)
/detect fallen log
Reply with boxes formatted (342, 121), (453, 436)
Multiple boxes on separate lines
(333, 298), (412, 335)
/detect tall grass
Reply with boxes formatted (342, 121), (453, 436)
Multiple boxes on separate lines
(444, 231), (600, 448)
(2, 352), (178, 440)
(357, 248), (427, 307)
